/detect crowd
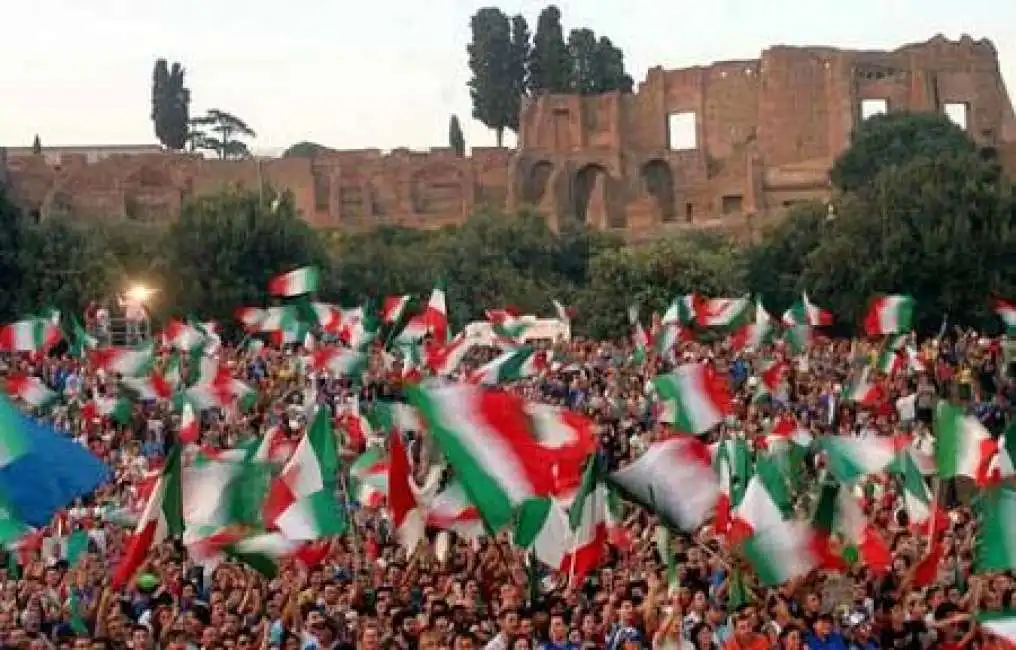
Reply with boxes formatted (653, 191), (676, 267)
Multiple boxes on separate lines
(0, 307), (1014, 650)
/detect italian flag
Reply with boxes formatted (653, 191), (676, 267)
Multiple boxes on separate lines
(733, 474), (822, 585)
(308, 302), (342, 333)
(935, 402), (996, 483)
(978, 613), (1016, 644)
(993, 297), (1016, 336)
(383, 295), (412, 324)
(862, 295), (914, 337)
(349, 448), (388, 508)
(306, 346), (367, 378)
(897, 448), (943, 532)
(0, 318), (62, 353)
(121, 373), (174, 402)
(162, 319), (206, 352)
(811, 481), (890, 572)
(398, 285), (448, 343)
(268, 266), (319, 297)
(818, 436), (895, 484)
(752, 358), (788, 403)
(875, 335), (908, 375)
(262, 407), (344, 540)
(471, 346), (549, 385)
(713, 437), (751, 535)
(426, 481), (485, 539)
(179, 402), (199, 444)
(648, 364), (730, 435)
(111, 445), (183, 588)
(976, 487), (1016, 573)
(226, 534), (330, 577)
(764, 413), (813, 450)
(988, 421), (1016, 483)
(425, 333), (474, 376)
(729, 299), (774, 352)
(662, 294), (700, 326)
(91, 345), (155, 377)
(608, 437), (719, 531)
(513, 498), (572, 573)
(842, 367), (881, 407)
(524, 402), (598, 497)
(407, 383), (572, 533)
(5, 375), (58, 408)
(387, 431), (424, 552)
(781, 292), (832, 328)
(696, 296), (752, 331)
(564, 454), (612, 581)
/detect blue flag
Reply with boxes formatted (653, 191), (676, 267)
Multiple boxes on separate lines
(0, 396), (109, 527)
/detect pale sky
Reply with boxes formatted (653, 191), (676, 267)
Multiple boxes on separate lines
(2, 0), (1013, 154)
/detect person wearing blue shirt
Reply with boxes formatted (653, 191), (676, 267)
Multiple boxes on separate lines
(805, 615), (848, 650)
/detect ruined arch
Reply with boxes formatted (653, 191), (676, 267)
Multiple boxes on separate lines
(573, 164), (609, 224)
(641, 159), (676, 222)
(520, 161), (554, 204)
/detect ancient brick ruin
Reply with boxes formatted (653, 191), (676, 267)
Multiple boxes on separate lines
(3, 35), (1015, 241)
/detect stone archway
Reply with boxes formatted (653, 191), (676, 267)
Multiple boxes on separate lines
(521, 161), (553, 205)
(641, 159), (676, 222)
(573, 164), (609, 224)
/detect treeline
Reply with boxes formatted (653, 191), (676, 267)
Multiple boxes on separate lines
(1, 112), (1014, 339)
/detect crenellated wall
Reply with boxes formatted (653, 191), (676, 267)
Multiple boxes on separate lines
(3, 35), (1014, 242)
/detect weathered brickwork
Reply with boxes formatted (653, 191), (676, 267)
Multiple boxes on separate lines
(3, 35), (1014, 241)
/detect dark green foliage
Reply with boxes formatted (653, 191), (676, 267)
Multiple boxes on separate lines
(282, 142), (337, 158)
(190, 109), (256, 159)
(161, 189), (327, 329)
(449, 116), (466, 157)
(528, 5), (571, 94)
(830, 112), (976, 193)
(0, 186), (24, 320)
(151, 59), (191, 151)
(31, 135), (42, 155)
(467, 8), (518, 147)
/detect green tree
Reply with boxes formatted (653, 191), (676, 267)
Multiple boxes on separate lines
(528, 5), (571, 94)
(467, 8), (516, 147)
(591, 37), (633, 93)
(507, 14), (531, 134)
(192, 109), (257, 160)
(577, 233), (746, 338)
(150, 59), (191, 151)
(163, 188), (327, 326)
(448, 115), (466, 157)
(830, 112), (976, 194)
(567, 29), (598, 94)
(17, 218), (120, 314)
(802, 152), (1016, 334)
(282, 142), (336, 158)
(31, 135), (41, 155)
(0, 185), (24, 319)
(743, 201), (831, 314)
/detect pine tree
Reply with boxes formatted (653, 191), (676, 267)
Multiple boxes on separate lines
(528, 5), (571, 94)
(449, 116), (466, 157)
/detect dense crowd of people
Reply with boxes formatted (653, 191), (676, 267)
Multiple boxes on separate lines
(1, 318), (1014, 650)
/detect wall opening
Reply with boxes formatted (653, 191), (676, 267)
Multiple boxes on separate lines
(722, 195), (743, 215)
(641, 160), (676, 222)
(860, 98), (888, 121)
(944, 102), (969, 130)
(522, 161), (554, 204)
(573, 164), (608, 224)
(685, 203), (694, 223)
(667, 112), (697, 150)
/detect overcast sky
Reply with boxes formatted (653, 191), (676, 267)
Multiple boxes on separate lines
(2, 0), (1012, 154)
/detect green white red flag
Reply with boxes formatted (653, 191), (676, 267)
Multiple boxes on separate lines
(862, 295), (914, 337)
(268, 266), (319, 297)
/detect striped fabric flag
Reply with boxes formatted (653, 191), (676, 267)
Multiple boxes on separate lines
(268, 266), (320, 297)
(649, 364), (731, 435)
(862, 295), (915, 337)
(935, 402), (995, 483)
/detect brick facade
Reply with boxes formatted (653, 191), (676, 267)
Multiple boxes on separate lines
(3, 35), (1014, 241)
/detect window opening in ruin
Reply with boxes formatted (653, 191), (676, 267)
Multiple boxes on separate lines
(667, 112), (697, 150)
(944, 103), (969, 130)
(722, 195), (743, 215)
(860, 99), (888, 121)
(685, 203), (694, 223)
